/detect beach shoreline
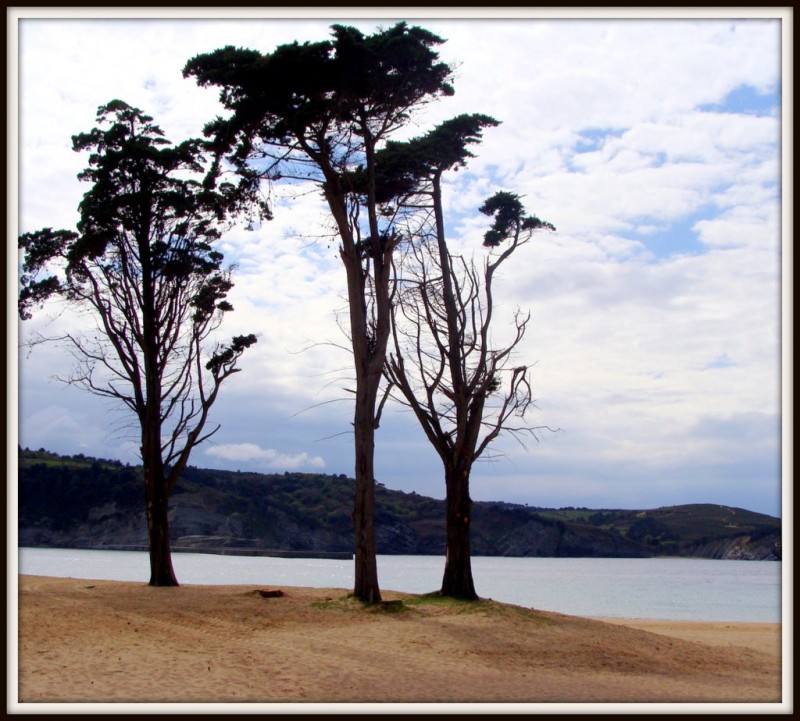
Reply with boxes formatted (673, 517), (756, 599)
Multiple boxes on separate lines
(14, 575), (783, 706)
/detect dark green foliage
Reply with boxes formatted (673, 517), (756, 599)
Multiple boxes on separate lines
(347, 114), (500, 203)
(18, 229), (78, 319)
(205, 334), (259, 377)
(183, 22), (455, 191)
(626, 515), (676, 547)
(18, 100), (246, 330)
(480, 191), (556, 248)
(588, 511), (616, 526)
(19, 458), (140, 531)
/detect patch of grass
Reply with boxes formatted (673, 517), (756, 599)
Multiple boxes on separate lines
(403, 592), (492, 613)
(309, 595), (411, 616)
(402, 592), (557, 626)
(369, 599), (407, 614)
(308, 594), (354, 611)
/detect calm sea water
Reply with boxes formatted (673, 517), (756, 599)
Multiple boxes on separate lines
(17, 548), (782, 623)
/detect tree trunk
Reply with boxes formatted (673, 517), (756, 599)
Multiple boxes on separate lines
(441, 466), (478, 600)
(352, 397), (382, 603)
(323, 187), (383, 604)
(144, 468), (178, 587)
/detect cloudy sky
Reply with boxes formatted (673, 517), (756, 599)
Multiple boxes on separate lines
(10, 8), (787, 517)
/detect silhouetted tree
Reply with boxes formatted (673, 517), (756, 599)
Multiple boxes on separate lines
(18, 100), (257, 586)
(377, 118), (556, 597)
(183, 23), (455, 602)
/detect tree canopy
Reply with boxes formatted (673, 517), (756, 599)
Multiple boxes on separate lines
(18, 100), (256, 585)
(184, 22), (459, 603)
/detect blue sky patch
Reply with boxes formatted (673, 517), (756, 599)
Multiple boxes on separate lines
(703, 353), (737, 370)
(699, 83), (779, 117)
(628, 205), (716, 259)
(574, 127), (626, 155)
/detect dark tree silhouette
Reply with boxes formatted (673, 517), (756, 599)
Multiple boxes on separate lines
(18, 100), (257, 586)
(183, 23), (455, 603)
(375, 119), (556, 597)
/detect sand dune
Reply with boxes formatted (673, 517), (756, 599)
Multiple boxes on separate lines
(15, 575), (782, 706)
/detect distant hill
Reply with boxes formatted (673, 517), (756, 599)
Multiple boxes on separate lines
(17, 448), (781, 560)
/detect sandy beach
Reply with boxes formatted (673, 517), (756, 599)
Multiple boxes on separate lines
(15, 575), (782, 706)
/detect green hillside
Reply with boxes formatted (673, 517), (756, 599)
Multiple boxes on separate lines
(17, 448), (781, 560)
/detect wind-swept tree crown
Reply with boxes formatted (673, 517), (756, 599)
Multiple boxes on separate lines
(347, 113), (500, 203)
(18, 98), (257, 473)
(182, 22), (456, 169)
(19, 100), (237, 326)
(480, 191), (556, 248)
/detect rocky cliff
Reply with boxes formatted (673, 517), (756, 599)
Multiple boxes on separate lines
(684, 533), (781, 561)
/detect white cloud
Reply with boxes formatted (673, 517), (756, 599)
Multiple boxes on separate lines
(204, 442), (325, 470)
